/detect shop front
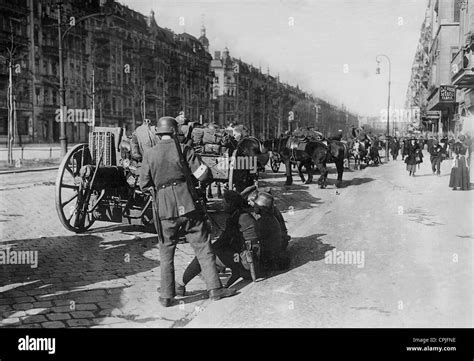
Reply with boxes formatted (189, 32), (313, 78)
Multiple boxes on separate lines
(427, 85), (457, 136)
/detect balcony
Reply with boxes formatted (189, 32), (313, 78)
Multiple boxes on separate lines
(451, 49), (474, 89)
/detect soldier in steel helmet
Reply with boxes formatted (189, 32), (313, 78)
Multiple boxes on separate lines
(130, 119), (160, 163)
(139, 116), (237, 307)
(253, 192), (290, 273)
(241, 185), (290, 252)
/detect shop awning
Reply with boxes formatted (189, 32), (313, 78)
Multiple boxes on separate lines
(427, 86), (457, 111)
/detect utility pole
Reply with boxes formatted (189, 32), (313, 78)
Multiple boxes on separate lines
(7, 60), (14, 164)
(91, 68), (95, 129)
(142, 84), (146, 120)
(376, 54), (391, 162)
(57, 2), (67, 157)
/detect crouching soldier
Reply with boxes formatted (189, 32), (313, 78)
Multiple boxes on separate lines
(242, 186), (291, 252)
(139, 116), (237, 307)
(253, 192), (290, 273)
(176, 190), (258, 292)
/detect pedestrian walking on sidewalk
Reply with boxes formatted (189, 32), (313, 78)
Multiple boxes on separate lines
(389, 136), (400, 161)
(139, 116), (237, 307)
(405, 138), (422, 177)
(449, 135), (471, 191)
(429, 138), (446, 176)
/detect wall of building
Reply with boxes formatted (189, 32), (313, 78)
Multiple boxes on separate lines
(1, 0), (358, 145)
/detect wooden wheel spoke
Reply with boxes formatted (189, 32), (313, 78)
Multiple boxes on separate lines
(66, 208), (76, 222)
(61, 193), (78, 208)
(61, 183), (79, 190)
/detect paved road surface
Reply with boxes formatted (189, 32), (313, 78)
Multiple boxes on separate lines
(187, 154), (474, 327)
(1, 153), (472, 328)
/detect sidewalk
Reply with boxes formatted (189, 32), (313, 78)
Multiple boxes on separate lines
(0, 144), (81, 162)
(0, 159), (60, 174)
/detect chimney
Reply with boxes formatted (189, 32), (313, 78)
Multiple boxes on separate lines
(214, 51), (221, 60)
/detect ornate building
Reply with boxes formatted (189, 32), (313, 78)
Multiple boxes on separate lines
(451, 0), (474, 135)
(407, 0), (467, 136)
(209, 46), (358, 139)
(405, 3), (432, 132)
(0, 0), (213, 144)
(1, 0), (358, 145)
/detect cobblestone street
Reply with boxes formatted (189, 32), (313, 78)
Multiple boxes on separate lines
(0, 169), (227, 328)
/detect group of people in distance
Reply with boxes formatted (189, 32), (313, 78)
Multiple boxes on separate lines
(400, 133), (471, 191)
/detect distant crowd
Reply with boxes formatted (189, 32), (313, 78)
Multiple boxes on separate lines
(386, 132), (471, 191)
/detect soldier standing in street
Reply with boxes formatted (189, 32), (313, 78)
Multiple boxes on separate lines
(130, 118), (160, 163)
(139, 116), (237, 307)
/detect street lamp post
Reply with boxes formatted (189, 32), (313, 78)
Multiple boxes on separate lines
(57, 2), (67, 157)
(376, 54), (391, 163)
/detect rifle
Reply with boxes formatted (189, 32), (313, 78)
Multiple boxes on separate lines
(243, 240), (257, 282)
(149, 187), (164, 243)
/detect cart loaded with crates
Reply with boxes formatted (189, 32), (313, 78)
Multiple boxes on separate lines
(190, 125), (258, 192)
(55, 127), (155, 233)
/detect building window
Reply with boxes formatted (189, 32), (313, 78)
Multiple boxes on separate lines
(18, 117), (28, 135)
(35, 88), (41, 105)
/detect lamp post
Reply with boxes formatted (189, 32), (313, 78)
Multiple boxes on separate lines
(56, 1), (108, 157)
(57, 2), (67, 157)
(376, 54), (391, 162)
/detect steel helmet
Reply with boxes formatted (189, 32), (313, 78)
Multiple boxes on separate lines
(156, 116), (178, 135)
(254, 192), (274, 210)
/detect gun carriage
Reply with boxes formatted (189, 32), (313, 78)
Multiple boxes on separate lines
(55, 127), (154, 233)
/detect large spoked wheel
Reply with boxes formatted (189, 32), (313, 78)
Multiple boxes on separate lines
(55, 144), (96, 233)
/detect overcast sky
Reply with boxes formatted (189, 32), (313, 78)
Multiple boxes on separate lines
(121, 0), (429, 117)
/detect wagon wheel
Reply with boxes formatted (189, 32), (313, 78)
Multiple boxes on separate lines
(271, 156), (281, 173)
(55, 144), (97, 233)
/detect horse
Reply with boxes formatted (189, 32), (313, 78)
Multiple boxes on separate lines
(347, 139), (366, 170)
(264, 136), (346, 188)
(365, 139), (382, 166)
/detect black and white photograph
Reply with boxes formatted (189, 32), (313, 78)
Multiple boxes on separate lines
(0, 0), (473, 355)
